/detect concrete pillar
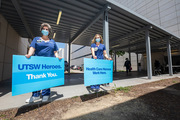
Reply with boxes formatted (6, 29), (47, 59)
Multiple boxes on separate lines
(128, 42), (131, 62)
(128, 51), (131, 62)
(145, 29), (152, 79)
(67, 44), (69, 62)
(167, 39), (173, 76)
(103, 7), (110, 86)
(68, 42), (71, 75)
(103, 10), (109, 56)
(114, 51), (117, 72)
(137, 53), (139, 72)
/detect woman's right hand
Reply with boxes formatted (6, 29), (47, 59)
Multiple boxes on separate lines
(25, 47), (35, 59)
(25, 54), (31, 59)
(93, 55), (97, 59)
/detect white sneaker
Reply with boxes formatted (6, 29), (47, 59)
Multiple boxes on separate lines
(42, 96), (49, 102)
(26, 96), (40, 103)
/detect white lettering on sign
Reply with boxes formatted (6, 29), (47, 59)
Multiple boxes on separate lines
(26, 73), (58, 80)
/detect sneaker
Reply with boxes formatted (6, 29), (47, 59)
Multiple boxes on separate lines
(90, 85), (95, 90)
(95, 85), (100, 90)
(105, 83), (110, 87)
(26, 96), (40, 103)
(42, 96), (49, 102)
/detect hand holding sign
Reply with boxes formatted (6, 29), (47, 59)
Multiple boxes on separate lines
(25, 54), (31, 59)
(25, 47), (35, 59)
(107, 57), (112, 60)
(56, 56), (63, 60)
(93, 55), (97, 59)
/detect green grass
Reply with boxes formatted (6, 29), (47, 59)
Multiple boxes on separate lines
(115, 86), (131, 93)
(72, 96), (78, 98)
(98, 91), (104, 94)
(172, 81), (177, 83)
(83, 94), (88, 97)
(0, 114), (6, 117)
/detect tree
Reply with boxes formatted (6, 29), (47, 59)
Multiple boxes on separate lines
(109, 50), (125, 57)
(109, 50), (125, 72)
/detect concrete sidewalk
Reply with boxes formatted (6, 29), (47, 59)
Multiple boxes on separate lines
(0, 72), (179, 110)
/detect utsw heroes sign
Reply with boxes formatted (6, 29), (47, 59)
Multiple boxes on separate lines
(12, 55), (64, 96)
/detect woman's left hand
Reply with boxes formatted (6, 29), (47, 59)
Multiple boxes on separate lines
(107, 57), (112, 60)
(57, 56), (62, 60)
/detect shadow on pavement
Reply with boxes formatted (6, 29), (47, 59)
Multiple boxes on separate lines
(15, 91), (63, 117)
(0, 79), (11, 97)
(80, 89), (109, 102)
(50, 91), (64, 102)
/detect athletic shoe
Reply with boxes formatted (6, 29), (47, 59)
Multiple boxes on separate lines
(90, 85), (95, 90)
(42, 96), (49, 102)
(26, 96), (40, 103)
(95, 85), (100, 90)
(105, 83), (110, 87)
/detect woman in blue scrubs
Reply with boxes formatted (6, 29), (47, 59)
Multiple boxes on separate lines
(25, 23), (62, 103)
(90, 34), (112, 90)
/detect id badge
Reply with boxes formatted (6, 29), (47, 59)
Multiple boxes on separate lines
(94, 47), (98, 51)
(37, 39), (42, 43)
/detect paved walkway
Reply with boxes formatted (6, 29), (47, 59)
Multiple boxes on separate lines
(0, 71), (179, 110)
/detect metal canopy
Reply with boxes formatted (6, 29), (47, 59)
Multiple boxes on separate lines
(0, 0), (180, 54)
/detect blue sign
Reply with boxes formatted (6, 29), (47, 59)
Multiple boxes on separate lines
(84, 58), (113, 86)
(12, 55), (64, 96)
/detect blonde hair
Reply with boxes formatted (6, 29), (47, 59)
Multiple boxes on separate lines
(91, 34), (103, 44)
(40, 23), (52, 35)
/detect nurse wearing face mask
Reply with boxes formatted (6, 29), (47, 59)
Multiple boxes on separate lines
(90, 34), (112, 90)
(25, 23), (62, 103)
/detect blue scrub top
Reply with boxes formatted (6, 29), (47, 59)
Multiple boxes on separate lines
(30, 37), (58, 57)
(91, 43), (106, 59)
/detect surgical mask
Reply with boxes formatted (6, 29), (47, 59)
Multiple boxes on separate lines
(41, 30), (49, 36)
(96, 38), (100, 42)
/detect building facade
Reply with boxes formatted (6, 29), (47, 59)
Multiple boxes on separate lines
(69, 0), (180, 72)
(0, 14), (29, 81)
(0, 0), (180, 81)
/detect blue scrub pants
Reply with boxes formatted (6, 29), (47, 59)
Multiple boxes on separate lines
(32, 88), (50, 97)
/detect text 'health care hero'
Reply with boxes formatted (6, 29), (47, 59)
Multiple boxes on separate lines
(86, 67), (111, 75)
